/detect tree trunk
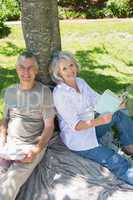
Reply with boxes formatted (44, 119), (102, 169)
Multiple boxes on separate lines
(21, 0), (61, 84)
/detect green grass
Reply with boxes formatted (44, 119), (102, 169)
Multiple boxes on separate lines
(60, 20), (133, 92)
(0, 19), (133, 120)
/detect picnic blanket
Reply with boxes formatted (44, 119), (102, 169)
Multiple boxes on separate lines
(16, 134), (133, 200)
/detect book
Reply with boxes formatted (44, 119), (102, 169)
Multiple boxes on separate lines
(0, 138), (34, 160)
(0, 144), (25, 160)
(95, 89), (122, 114)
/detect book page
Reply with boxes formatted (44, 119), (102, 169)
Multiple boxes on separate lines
(0, 138), (34, 160)
(95, 89), (122, 114)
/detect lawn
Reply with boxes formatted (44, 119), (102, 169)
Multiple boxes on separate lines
(0, 19), (133, 120)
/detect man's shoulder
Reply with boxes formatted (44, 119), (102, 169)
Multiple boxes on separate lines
(4, 84), (18, 95)
(36, 81), (51, 91)
(53, 84), (66, 95)
(6, 84), (18, 90)
(36, 82), (53, 103)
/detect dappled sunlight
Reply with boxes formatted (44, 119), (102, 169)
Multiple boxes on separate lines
(80, 70), (129, 93)
(0, 66), (18, 91)
(0, 21), (133, 121)
(51, 173), (105, 200)
(0, 66), (18, 118)
(75, 50), (133, 93)
(0, 98), (3, 120)
(0, 41), (25, 56)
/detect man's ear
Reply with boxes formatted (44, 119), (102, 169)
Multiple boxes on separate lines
(35, 68), (39, 75)
(16, 67), (19, 75)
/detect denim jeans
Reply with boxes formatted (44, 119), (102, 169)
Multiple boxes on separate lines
(74, 111), (133, 185)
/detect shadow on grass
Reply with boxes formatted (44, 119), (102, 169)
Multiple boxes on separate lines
(126, 61), (133, 67)
(0, 42), (25, 56)
(0, 25), (11, 39)
(0, 46), (131, 94)
(0, 67), (18, 93)
(80, 70), (129, 93)
(75, 49), (130, 93)
(0, 67), (18, 119)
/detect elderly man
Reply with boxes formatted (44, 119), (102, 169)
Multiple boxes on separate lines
(0, 51), (55, 200)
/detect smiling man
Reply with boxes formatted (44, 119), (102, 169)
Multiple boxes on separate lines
(0, 51), (55, 200)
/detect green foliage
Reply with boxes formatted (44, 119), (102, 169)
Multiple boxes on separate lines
(58, 6), (86, 19)
(104, 0), (132, 17)
(58, 0), (133, 18)
(0, 20), (133, 120)
(58, 0), (106, 11)
(84, 7), (105, 18)
(0, 1), (11, 38)
(58, 0), (90, 11)
(0, 0), (20, 21)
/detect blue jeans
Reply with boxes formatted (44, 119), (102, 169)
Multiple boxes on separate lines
(74, 111), (133, 185)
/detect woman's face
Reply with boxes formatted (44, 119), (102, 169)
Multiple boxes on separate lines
(58, 59), (78, 84)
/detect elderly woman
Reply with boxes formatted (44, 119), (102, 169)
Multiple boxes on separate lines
(50, 51), (133, 186)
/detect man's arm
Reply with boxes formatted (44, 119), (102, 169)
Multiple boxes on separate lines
(0, 119), (8, 144)
(33, 117), (55, 154)
(20, 117), (55, 163)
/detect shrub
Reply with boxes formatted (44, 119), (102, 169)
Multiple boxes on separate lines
(0, 18), (10, 39)
(85, 7), (105, 18)
(58, 0), (107, 12)
(58, 0), (133, 18)
(104, 0), (132, 17)
(58, 6), (86, 19)
(1, 0), (20, 21)
(0, 2), (11, 38)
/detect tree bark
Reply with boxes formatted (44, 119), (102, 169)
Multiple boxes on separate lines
(21, 0), (61, 84)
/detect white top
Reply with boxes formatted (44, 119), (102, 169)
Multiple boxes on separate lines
(53, 78), (100, 151)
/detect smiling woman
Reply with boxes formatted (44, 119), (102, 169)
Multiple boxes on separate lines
(50, 51), (133, 186)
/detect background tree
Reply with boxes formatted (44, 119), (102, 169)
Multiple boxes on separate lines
(21, 0), (61, 84)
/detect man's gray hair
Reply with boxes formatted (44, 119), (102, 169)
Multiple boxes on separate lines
(49, 51), (80, 83)
(16, 51), (39, 69)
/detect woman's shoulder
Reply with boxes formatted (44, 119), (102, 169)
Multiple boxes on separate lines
(77, 77), (86, 82)
(76, 77), (88, 87)
(53, 84), (67, 97)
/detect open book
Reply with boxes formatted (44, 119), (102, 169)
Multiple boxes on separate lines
(95, 89), (122, 114)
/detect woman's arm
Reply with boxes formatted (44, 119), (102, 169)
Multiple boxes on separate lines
(75, 113), (112, 131)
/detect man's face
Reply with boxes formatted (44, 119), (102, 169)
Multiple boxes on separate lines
(16, 58), (38, 84)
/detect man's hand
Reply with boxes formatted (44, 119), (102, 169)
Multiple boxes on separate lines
(17, 117), (54, 164)
(19, 146), (42, 164)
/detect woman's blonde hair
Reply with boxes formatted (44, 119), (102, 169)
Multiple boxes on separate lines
(49, 51), (80, 83)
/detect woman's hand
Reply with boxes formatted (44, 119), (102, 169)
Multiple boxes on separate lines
(119, 102), (126, 109)
(89, 113), (113, 128)
(76, 113), (113, 130)
(100, 113), (113, 125)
